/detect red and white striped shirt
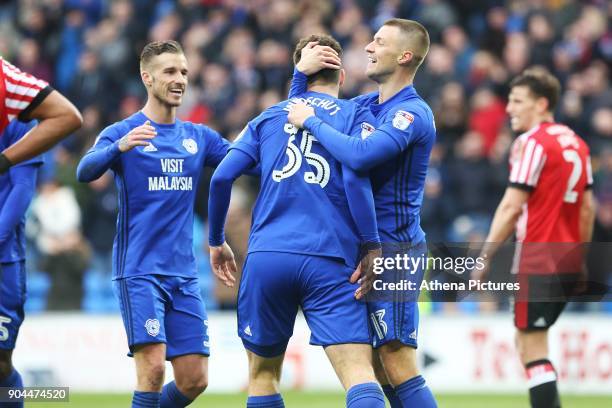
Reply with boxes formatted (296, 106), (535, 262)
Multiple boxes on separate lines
(0, 57), (50, 134)
(509, 122), (592, 274)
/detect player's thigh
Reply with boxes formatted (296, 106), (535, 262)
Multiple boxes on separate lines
(165, 277), (210, 360)
(325, 343), (376, 390)
(238, 252), (300, 357)
(112, 275), (168, 353)
(246, 349), (284, 380)
(0, 262), (26, 353)
(300, 256), (370, 347)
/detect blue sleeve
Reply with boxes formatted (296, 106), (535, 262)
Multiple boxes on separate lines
(203, 127), (231, 168)
(230, 121), (260, 163)
(0, 164), (38, 246)
(76, 126), (122, 182)
(342, 165), (380, 245)
(288, 67), (308, 99)
(303, 107), (423, 171)
(208, 149), (257, 246)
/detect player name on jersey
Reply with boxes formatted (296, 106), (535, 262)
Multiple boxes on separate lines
(286, 96), (341, 116)
(148, 158), (193, 191)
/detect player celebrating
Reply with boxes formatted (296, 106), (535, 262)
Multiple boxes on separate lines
(474, 68), (595, 408)
(208, 35), (385, 408)
(0, 57), (82, 173)
(287, 19), (437, 407)
(0, 119), (43, 408)
(77, 41), (229, 408)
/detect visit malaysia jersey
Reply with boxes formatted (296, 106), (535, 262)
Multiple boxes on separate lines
(509, 122), (592, 243)
(90, 111), (229, 279)
(0, 119), (42, 262)
(352, 86), (436, 243)
(232, 91), (377, 268)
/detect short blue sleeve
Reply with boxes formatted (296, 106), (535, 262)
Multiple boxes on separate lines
(230, 121), (260, 163)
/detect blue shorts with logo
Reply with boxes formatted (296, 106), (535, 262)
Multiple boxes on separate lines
(238, 252), (371, 358)
(112, 275), (210, 360)
(368, 241), (427, 349)
(0, 262), (26, 350)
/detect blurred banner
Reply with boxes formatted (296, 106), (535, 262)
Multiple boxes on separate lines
(14, 312), (612, 394)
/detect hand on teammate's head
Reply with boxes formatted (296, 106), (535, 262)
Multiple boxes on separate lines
(296, 41), (341, 75)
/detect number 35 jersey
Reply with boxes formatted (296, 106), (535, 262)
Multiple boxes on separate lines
(232, 91), (377, 266)
(508, 122), (592, 243)
(92, 111), (229, 280)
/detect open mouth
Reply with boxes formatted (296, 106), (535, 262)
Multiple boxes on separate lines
(169, 88), (184, 96)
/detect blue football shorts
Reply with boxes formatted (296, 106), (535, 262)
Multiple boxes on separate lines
(113, 275), (210, 360)
(0, 262), (26, 351)
(237, 251), (371, 358)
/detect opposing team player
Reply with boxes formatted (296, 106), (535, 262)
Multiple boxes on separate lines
(0, 120), (43, 408)
(474, 68), (595, 408)
(287, 19), (437, 407)
(0, 57), (82, 173)
(208, 35), (385, 408)
(77, 41), (229, 408)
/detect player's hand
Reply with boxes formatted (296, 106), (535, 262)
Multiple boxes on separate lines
(296, 41), (341, 75)
(287, 102), (315, 128)
(574, 261), (589, 294)
(471, 255), (490, 282)
(354, 247), (382, 300)
(209, 242), (237, 287)
(118, 120), (156, 152)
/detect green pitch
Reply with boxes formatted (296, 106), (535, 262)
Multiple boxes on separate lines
(33, 392), (611, 407)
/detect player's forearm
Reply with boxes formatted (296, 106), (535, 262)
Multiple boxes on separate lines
(0, 168), (37, 245)
(208, 149), (255, 246)
(482, 202), (522, 258)
(76, 142), (121, 182)
(580, 190), (595, 242)
(304, 117), (400, 171)
(288, 67), (308, 99)
(2, 91), (82, 166)
(342, 167), (380, 245)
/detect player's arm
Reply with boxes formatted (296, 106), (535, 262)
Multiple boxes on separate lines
(202, 126), (260, 176)
(287, 42), (341, 98)
(76, 121), (156, 182)
(288, 103), (413, 171)
(0, 163), (39, 246)
(580, 189), (595, 242)
(1, 90), (82, 173)
(208, 148), (256, 287)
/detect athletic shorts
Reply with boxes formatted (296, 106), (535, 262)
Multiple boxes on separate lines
(113, 275), (209, 359)
(237, 252), (371, 357)
(0, 262), (26, 350)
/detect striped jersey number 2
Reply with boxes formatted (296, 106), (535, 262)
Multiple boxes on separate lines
(562, 150), (582, 204)
(272, 123), (330, 188)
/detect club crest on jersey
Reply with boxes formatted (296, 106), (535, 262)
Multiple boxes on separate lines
(392, 110), (414, 131)
(361, 122), (375, 139)
(145, 319), (161, 337)
(182, 138), (198, 154)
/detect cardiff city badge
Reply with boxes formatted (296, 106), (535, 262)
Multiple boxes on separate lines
(182, 138), (198, 154)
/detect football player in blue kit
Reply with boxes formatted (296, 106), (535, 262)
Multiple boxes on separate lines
(77, 41), (228, 408)
(287, 19), (438, 408)
(208, 35), (386, 408)
(0, 119), (42, 408)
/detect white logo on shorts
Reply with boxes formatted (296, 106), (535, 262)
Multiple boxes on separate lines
(244, 325), (252, 337)
(183, 138), (198, 154)
(145, 319), (161, 337)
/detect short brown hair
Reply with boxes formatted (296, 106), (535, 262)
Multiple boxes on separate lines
(140, 40), (184, 70)
(293, 34), (342, 86)
(383, 18), (430, 71)
(510, 67), (561, 112)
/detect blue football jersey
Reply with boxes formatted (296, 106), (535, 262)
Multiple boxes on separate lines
(0, 120), (42, 262)
(232, 91), (377, 268)
(89, 111), (229, 279)
(353, 86), (436, 243)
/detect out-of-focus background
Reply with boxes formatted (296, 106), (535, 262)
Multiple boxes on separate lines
(1, 0), (610, 405)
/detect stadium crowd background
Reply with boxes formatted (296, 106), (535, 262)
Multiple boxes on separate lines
(0, 0), (609, 312)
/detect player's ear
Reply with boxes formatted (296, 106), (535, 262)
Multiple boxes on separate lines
(397, 50), (413, 66)
(535, 96), (549, 114)
(141, 70), (153, 88)
(339, 69), (346, 87)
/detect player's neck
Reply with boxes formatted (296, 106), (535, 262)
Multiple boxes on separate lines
(378, 70), (414, 103)
(307, 83), (339, 98)
(141, 99), (176, 124)
(527, 113), (554, 130)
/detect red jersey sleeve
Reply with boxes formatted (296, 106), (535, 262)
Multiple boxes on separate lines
(509, 136), (547, 191)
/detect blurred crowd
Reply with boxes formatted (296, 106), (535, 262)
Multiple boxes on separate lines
(0, 0), (610, 311)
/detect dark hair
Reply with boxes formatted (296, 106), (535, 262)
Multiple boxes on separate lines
(510, 67), (561, 112)
(140, 40), (184, 69)
(293, 34), (342, 85)
(383, 18), (430, 71)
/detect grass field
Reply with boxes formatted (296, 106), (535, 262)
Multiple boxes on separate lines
(33, 392), (611, 407)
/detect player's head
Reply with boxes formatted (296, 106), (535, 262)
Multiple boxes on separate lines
(507, 67), (561, 132)
(365, 19), (430, 83)
(293, 34), (344, 87)
(140, 40), (188, 107)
